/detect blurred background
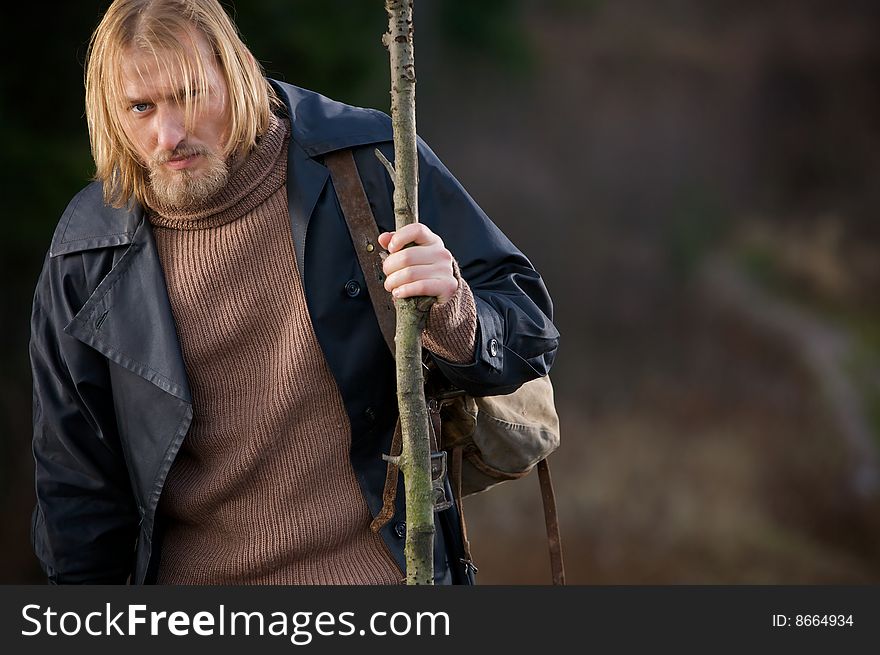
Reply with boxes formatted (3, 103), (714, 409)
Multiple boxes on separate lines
(2, 0), (879, 584)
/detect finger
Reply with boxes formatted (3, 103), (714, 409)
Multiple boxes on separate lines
(382, 245), (452, 275)
(384, 264), (450, 292)
(387, 223), (441, 252)
(391, 278), (458, 303)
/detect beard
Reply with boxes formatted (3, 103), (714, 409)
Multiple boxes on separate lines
(147, 145), (229, 209)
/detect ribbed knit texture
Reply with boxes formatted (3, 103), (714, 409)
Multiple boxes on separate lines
(423, 258), (478, 362)
(149, 113), (477, 584)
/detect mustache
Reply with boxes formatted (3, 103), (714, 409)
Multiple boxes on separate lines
(151, 144), (211, 166)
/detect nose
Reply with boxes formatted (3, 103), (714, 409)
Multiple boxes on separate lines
(155, 105), (186, 152)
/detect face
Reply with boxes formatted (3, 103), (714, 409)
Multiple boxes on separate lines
(119, 30), (231, 208)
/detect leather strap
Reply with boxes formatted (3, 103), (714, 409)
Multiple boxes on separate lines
(370, 420), (402, 533)
(450, 445), (477, 576)
(326, 148), (564, 585)
(326, 150), (399, 534)
(537, 458), (565, 585)
(324, 149), (397, 353)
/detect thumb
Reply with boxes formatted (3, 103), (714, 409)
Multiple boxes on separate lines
(377, 231), (394, 250)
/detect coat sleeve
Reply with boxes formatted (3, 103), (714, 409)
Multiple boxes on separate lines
(366, 138), (560, 396)
(29, 251), (138, 584)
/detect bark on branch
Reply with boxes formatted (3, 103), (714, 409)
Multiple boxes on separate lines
(381, 0), (435, 586)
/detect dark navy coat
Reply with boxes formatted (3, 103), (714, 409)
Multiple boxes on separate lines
(29, 81), (559, 584)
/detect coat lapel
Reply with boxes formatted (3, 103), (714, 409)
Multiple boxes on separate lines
(64, 218), (192, 404)
(286, 138), (329, 282)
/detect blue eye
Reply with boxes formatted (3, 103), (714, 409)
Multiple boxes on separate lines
(131, 103), (151, 114)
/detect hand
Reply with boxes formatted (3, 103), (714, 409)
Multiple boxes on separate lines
(378, 223), (458, 306)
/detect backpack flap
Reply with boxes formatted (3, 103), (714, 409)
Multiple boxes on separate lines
(473, 375), (560, 472)
(440, 375), (560, 497)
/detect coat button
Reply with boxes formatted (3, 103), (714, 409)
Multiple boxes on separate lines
(344, 280), (361, 297)
(487, 338), (499, 357)
(394, 521), (406, 538)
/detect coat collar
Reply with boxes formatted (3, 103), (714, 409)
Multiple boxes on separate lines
(48, 182), (142, 257)
(272, 80), (392, 157)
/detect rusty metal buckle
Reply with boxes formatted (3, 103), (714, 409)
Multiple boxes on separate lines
(431, 450), (453, 512)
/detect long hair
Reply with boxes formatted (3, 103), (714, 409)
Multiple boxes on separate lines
(85, 0), (279, 208)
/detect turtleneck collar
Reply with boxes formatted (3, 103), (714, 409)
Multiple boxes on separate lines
(147, 113), (290, 230)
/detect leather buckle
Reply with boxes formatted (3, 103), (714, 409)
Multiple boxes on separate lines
(431, 450), (453, 512)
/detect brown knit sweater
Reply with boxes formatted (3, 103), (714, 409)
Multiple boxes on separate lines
(149, 113), (477, 584)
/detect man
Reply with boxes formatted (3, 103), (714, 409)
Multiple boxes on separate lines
(30, 0), (558, 585)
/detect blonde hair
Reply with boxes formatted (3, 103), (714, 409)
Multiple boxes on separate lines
(85, 0), (279, 207)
